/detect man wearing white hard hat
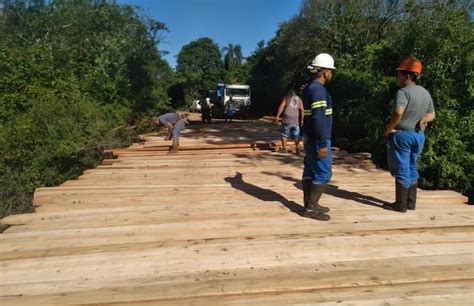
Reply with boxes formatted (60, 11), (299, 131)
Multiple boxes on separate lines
(300, 53), (335, 221)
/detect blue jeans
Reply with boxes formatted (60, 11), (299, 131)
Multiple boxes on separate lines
(387, 131), (425, 188)
(280, 124), (301, 140)
(172, 119), (186, 140)
(303, 138), (332, 184)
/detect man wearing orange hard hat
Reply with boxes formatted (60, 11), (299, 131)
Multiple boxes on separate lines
(384, 57), (436, 213)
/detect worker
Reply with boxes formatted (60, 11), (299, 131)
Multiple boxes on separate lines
(275, 87), (304, 154)
(199, 95), (211, 123)
(384, 57), (435, 212)
(300, 53), (336, 221)
(225, 96), (235, 123)
(152, 112), (189, 153)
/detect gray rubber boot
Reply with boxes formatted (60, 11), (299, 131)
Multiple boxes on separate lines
(407, 182), (417, 210)
(303, 183), (330, 221)
(383, 181), (409, 213)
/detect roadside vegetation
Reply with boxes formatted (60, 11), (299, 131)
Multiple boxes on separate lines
(1, 0), (472, 217)
(245, 0), (473, 203)
(0, 0), (173, 217)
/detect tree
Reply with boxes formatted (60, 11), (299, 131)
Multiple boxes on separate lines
(246, 0), (473, 201)
(222, 43), (243, 70)
(175, 37), (224, 105)
(0, 0), (173, 217)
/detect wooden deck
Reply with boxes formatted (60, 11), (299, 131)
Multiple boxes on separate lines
(1, 117), (473, 305)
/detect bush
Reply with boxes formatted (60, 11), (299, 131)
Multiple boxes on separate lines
(0, 0), (173, 218)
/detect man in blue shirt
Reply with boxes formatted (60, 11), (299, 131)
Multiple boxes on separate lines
(301, 53), (336, 221)
(225, 96), (236, 123)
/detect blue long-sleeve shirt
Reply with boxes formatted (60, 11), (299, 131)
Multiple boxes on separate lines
(302, 81), (333, 148)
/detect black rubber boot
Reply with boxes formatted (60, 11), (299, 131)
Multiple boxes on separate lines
(383, 181), (409, 213)
(302, 179), (311, 209)
(302, 183), (330, 221)
(303, 210), (330, 221)
(407, 182), (417, 210)
(309, 183), (330, 213)
(303, 180), (330, 212)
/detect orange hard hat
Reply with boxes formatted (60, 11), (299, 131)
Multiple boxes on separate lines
(396, 57), (422, 74)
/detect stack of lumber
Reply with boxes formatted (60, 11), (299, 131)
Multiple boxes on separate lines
(1, 119), (472, 305)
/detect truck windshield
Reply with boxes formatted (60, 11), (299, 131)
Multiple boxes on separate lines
(226, 88), (249, 97)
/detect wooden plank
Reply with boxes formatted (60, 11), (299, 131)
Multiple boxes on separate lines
(110, 280), (474, 305)
(2, 210), (473, 241)
(1, 225), (472, 260)
(1, 241), (473, 287)
(5, 195), (472, 226)
(104, 142), (277, 154)
(0, 255), (472, 304)
(30, 199), (467, 215)
(1, 119), (472, 304)
(3, 200), (474, 234)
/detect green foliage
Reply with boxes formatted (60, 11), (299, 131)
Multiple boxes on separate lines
(2, 0), (472, 220)
(175, 37), (225, 105)
(222, 43), (243, 70)
(247, 0), (473, 201)
(222, 43), (249, 84)
(0, 0), (173, 218)
(224, 64), (251, 84)
(172, 39), (250, 106)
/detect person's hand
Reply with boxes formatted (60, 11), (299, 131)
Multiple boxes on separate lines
(417, 119), (427, 132)
(300, 120), (304, 127)
(318, 147), (328, 159)
(275, 117), (280, 125)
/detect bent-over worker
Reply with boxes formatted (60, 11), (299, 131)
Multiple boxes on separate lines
(152, 112), (189, 153)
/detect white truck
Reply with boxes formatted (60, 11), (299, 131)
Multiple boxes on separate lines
(210, 83), (251, 118)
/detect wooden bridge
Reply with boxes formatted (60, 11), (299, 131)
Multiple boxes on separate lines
(1, 116), (473, 304)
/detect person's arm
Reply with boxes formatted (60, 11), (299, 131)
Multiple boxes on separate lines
(309, 89), (329, 158)
(418, 111), (435, 131)
(421, 112), (435, 124)
(299, 99), (304, 126)
(385, 106), (405, 137)
(313, 103), (328, 159)
(166, 123), (173, 140)
(275, 97), (287, 124)
(417, 94), (435, 131)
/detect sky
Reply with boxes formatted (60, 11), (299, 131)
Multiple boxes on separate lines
(116, 0), (302, 68)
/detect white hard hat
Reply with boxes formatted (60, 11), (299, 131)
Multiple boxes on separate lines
(307, 53), (336, 72)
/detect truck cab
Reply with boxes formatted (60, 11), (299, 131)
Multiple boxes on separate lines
(210, 83), (251, 118)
